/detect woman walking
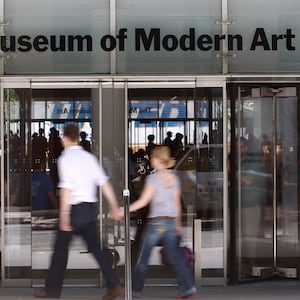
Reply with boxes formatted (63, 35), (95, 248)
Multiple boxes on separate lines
(129, 146), (197, 299)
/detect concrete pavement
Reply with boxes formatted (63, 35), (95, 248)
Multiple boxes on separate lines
(0, 280), (300, 300)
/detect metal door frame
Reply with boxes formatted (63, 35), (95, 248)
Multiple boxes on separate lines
(195, 77), (228, 286)
(0, 78), (31, 286)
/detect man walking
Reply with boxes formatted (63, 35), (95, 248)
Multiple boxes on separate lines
(34, 124), (122, 299)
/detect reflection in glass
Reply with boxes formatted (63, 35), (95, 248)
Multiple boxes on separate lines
(236, 86), (299, 281)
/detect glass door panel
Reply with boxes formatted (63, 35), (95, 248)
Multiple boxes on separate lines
(193, 87), (225, 282)
(128, 88), (195, 283)
(101, 82), (126, 281)
(30, 88), (102, 286)
(128, 85), (226, 286)
(237, 89), (273, 280)
(1, 81), (128, 287)
(276, 89), (299, 273)
(236, 86), (300, 281)
(4, 88), (32, 285)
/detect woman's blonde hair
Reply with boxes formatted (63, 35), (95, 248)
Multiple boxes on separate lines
(151, 146), (175, 168)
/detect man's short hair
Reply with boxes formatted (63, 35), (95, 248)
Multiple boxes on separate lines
(63, 124), (79, 142)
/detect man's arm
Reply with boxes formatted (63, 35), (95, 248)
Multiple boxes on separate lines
(59, 188), (72, 231)
(101, 181), (122, 221)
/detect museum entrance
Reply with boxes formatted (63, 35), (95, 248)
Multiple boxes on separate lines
(0, 77), (227, 287)
(231, 85), (300, 282)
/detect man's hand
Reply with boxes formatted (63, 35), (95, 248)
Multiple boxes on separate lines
(110, 206), (123, 221)
(59, 188), (72, 231)
(59, 214), (72, 231)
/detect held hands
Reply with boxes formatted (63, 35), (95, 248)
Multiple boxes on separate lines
(110, 206), (124, 221)
(119, 207), (125, 219)
(109, 206), (126, 220)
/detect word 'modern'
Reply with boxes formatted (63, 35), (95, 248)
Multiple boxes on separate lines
(0, 27), (296, 53)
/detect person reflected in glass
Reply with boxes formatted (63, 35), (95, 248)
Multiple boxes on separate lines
(32, 128), (48, 162)
(171, 132), (184, 160)
(237, 137), (267, 239)
(48, 127), (64, 187)
(163, 131), (173, 150)
(79, 131), (91, 152)
(32, 157), (58, 210)
(128, 146), (196, 299)
(146, 134), (156, 158)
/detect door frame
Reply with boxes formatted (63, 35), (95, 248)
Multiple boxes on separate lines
(0, 78), (31, 286)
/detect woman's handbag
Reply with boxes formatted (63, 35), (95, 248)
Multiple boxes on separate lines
(160, 241), (194, 267)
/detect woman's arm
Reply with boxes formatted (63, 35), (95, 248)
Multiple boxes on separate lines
(129, 184), (154, 212)
(174, 187), (182, 233)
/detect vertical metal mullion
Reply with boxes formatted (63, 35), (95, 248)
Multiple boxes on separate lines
(124, 81), (132, 300)
(0, 82), (5, 286)
(272, 94), (277, 270)
(222, 82), (228, 285)
(98, 81), (104, 286)
(124, 81), (128, 189)
(194, 219), (202, 286)
(124, 189), (132, 300)
(0, 0), (5, 282)
(237, 86), (242, 280)
(4, 87), (10, 287)
(0, 0), (4, 75)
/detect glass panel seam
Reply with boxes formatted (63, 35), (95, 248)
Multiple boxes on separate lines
(110, 0), (116, 74)
(221, 0), (229, 74)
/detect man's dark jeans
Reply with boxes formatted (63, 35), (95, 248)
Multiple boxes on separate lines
(45, 203), (120, 298)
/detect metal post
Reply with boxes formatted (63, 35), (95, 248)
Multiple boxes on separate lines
(194, 219), (202, 287)
(272, 92), (277, 271)
(123, 189), (132, 300)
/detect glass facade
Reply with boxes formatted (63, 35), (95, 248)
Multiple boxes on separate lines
(2, 76), (300, 287)
(4, 1), (111, 74)
(0, 79), (228, 287)
(228, 0), (300, 72)
(0, 0), (300, 290)
(2, 0), (300, 74)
